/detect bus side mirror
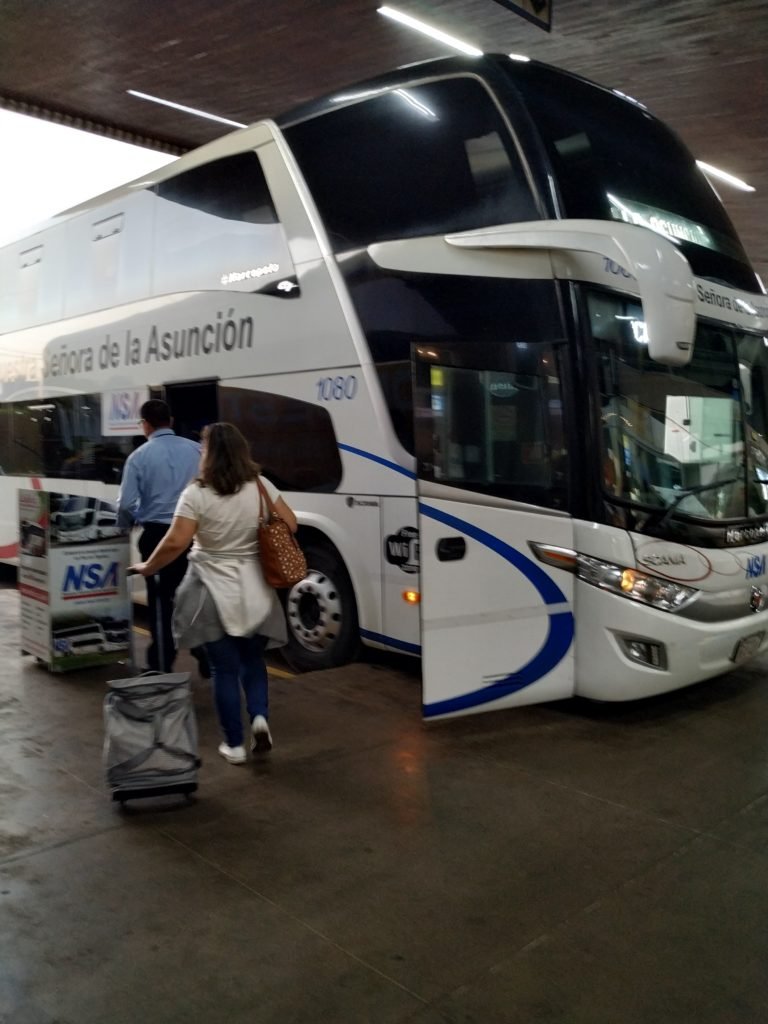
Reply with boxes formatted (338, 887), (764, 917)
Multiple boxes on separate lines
(444, 220), (696, 367)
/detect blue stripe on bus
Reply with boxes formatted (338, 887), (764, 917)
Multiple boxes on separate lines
(335, 443), (574, 712)
(338, 443), (417, 479)
(419, 502), (574, 717)
(419, 502), (566, 605)
(360, 629), (421, 655)
(421, 612), (574, 718)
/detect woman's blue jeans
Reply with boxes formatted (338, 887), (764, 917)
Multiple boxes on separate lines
(205, 633), (269, 747)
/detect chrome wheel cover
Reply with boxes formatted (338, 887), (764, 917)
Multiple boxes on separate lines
(285, 568), (344, 653)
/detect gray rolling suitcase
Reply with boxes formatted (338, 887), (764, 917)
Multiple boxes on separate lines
(103, 570), (201, 806)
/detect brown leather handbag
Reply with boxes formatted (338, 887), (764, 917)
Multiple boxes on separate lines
(256, 478), (307, 588)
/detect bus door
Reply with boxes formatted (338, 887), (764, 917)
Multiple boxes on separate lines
(413, 342), (575, 719)
(162, 380), (218, 443)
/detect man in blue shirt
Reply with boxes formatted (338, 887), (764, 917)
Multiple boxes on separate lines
(118, 400), (203, 673)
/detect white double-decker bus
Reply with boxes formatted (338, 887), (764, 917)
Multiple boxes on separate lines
(2, 55), (768, 717)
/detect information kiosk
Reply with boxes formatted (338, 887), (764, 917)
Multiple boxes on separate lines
(18, 490), (131, 672)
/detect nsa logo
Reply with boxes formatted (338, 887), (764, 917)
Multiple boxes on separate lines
(63, 561), (119, 599)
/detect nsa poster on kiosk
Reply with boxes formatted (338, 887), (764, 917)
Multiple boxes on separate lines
(19, 489), (131, 671)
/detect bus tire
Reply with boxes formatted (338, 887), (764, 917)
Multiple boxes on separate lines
(282, 541), (359, 672)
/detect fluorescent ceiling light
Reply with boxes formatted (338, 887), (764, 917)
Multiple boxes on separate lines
(612, 88), (647, 110)
(394, 89), (437, 118)
(696, 160), (755, 192)
(331, 85), (437, 118)
(378, 6), (482, 57)
(331, 88), (386, 103)
(127, 90), (246, 129)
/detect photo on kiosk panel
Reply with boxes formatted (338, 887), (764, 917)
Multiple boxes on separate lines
(20, 518), (47, 558)
(51, 613), (130, 659)
(49, 494), (124, 546)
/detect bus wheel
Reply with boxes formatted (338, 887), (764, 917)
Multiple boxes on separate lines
(282, 542), (359, 672)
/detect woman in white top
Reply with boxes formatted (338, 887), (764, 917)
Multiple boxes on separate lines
(130, 422), (298, 765)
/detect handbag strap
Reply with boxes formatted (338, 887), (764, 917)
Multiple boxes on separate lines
(256, 476), (277, 525)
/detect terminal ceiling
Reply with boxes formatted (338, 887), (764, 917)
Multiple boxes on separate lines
(1, 0), (766, 281)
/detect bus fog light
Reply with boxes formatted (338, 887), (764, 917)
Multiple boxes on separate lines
(618, 636), (667, 670)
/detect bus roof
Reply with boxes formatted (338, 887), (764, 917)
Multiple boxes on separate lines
(274, 53), (623, 128)
(6, 54), (621, 244)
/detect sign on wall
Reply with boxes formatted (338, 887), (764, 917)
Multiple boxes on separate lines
(491, 0), (552, 32)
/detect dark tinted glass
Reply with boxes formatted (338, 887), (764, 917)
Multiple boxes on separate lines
(0, 406), (10, 475)
(737, 333), (768, 518)
(156, 152), (277, 224)
(509, 64), (758, 291)
(590, 289), (759, 522)
(2, 396), (133, 482)
(285, 76), (537, 250)
(218, 388), (342, 492)
(345, 259), (563, 455)
(414, 340), (568, 509)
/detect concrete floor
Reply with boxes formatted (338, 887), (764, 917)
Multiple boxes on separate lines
(2, 579), (768, 1024)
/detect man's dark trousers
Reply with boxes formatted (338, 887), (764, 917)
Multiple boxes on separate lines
(138, 522), (188, 672)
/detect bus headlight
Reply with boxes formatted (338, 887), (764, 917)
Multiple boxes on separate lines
(577, 554), (698, 612)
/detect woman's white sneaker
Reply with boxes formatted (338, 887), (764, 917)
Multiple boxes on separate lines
(218, 742), (247, 764)
(251, 715), (273, 753)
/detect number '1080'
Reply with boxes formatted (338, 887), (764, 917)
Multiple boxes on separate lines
(316, 375), (358, 400)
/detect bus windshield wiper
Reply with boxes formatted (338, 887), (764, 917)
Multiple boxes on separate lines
(653, 477), (739, 532)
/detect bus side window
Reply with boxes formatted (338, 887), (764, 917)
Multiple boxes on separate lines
(8, 402), (45, 475)
(0, 405), (10, 475)
(218, 387), (342, 493)
(4, 395), (132, 482)
(1, 234), (66, 333)
(416, 342), (568, 511)
(155, 152), (278, 224)
(153, 151), (289, 296)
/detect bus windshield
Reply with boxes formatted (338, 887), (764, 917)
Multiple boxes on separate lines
(508, 62), (759, 292)
(590, 289), (768, 527)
